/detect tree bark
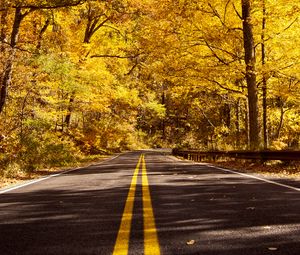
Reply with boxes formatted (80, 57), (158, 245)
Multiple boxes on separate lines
(235, 99), (240, 149)
(241, 0), (260, 150)
(261, 0), (268, 149)
(275, 107), (285, 139)
(244, 99), (250, 149)
(0, 7), (27, 113)
(161, 85), (166, 140)
(65, 93), (75, 127)
(36, 18), (50, 51)
(0, 7), (8, 53)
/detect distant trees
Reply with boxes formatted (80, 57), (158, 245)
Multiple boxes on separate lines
(129, 0), (299, 150)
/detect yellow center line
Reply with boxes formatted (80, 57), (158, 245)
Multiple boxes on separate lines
(142, 154), (161, 255)
(113, 154), (160, 255)
(112, 155), (142, 255)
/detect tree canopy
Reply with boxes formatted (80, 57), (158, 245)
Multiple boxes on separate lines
(0, 0), (299, 171)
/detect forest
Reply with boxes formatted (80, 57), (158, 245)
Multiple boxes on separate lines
(0, 0), (299, 176)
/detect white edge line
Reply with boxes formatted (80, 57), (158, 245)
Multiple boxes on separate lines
(209, 164), (300, 192)
(0, 154), (121, 195)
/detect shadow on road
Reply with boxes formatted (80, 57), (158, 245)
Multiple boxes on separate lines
(146, 152), (300, 255)
(0, 151), (299, 255)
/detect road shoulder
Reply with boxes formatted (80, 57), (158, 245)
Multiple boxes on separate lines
(0, 154), (120, 193)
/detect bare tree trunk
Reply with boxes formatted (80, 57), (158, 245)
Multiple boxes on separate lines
(242, 0), (260, 150)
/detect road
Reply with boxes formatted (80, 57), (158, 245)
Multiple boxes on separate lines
(0, 150), (300, 255)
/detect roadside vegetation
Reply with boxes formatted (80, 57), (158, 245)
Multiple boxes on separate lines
(213, 160), (300, 179)
(0, 0), (299, 184)
(0, 154), (109, 189)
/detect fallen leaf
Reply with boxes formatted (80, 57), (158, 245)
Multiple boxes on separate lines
(268, 247), (278, 251)
(186, 240), (195, 245)
(263, 226), (271, 230)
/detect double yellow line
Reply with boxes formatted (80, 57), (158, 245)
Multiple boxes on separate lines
(113, 154), (160, 255)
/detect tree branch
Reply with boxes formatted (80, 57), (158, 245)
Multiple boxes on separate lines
(12, 0), (85, 10)
(233, 3), (242, 20)
(202, 77), (244, 94)
(91, 53), (140, 59)
(265, 17), (299, 42)
(126, 61), (139, 75)
(224, 0), (231, 24)
(0, 39), (32, 53)
(204, 40), (234, 65)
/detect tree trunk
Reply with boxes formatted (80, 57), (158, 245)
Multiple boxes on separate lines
(242, 0), (260, 150)
(0, 8), (8, 53)
(65, 93), (75, 127)
(222, 103), (231, 128)
(275, 107), (285, 139)
(161, 87), (166, 140)
(0, 7), (27, 113)
(261, 0), (268, 149)
(244, 99), (250, 149)
(36, 18), (50, 51)
(235, 99), (240, 149)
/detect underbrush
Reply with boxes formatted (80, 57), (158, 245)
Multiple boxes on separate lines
(0, 131), (110, 185)
(0, 125), (146, 188)
(0, 152), (109, 189)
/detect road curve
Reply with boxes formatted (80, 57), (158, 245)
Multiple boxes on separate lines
(0, 150), (300, 255)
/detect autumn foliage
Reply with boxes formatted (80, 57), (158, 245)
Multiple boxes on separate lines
(0, 0), (299, 173)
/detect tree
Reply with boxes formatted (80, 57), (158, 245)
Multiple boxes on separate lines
(0, 0), (300, 175)
(0, 0), (86, 114)
(241, 0), (260, 150)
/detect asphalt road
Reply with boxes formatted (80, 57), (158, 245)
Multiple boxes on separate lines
(0, 150), (300, 255)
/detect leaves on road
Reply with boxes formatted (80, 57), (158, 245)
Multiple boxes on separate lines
(268, 247), (278, 251)
(186, 240), (195, 245)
